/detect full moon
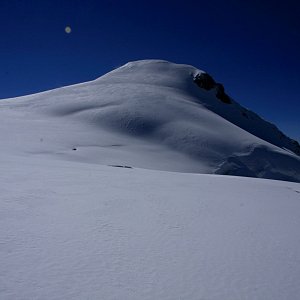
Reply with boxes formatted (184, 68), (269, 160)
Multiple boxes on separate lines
(65, 26), (72, 34)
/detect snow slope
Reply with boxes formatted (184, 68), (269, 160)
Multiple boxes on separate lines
(1, 60), (300, 299)
(0, 156), (300, 300)
(1, 155), (300, 300)
(0, 59), (299, 181)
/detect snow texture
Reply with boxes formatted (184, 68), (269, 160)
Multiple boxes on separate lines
(1, 60), (300, 299)
(1, 156), (300, 300)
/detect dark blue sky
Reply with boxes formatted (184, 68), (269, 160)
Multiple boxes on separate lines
(1, 0), (299, 140)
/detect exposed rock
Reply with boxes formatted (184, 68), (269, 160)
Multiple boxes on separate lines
(193, 73), (216, 90)
(194, 73), (231, 104)
(215, 83), (232, 104)
(291, 140), (300, 155)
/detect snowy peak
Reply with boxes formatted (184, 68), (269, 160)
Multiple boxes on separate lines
(0, 59), (299, 182)
(97, 60), (300, 157)
(97, 59), (202, 90)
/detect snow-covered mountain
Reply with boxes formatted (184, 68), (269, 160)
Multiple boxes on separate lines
(0, 59), (299, 181)
(1, 60), (300, 299)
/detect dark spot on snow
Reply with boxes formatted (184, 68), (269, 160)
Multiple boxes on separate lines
(242, 111), (249, 119)
(109, 165), (132, 169)
(72, 148), (77, 151)
(279, 132), (285, 140)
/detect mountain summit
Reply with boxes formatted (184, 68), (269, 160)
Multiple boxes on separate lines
(1, 60), (299, 182)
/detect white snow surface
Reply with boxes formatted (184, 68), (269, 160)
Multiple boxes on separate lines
(1, 156), (300, 300)
(1, 60), (300, 299)
(0, 59), (299, 181)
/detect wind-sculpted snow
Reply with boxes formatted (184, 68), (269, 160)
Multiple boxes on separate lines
(215, 145), (300, 182)
(0, 59), (299, 181)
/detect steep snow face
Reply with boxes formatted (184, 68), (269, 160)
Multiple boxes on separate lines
(0, 60), (299, 181)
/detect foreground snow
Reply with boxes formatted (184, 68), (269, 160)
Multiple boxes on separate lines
(1, 155), (300, 300)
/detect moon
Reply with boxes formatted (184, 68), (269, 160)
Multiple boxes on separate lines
(65, 26), (72, 34)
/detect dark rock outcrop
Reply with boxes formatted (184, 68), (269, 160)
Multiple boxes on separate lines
(193, 73), (216, 90)
(215, 83), (231, 104)
(291, 140), (300, 155)
(194, 73), (232, 104)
